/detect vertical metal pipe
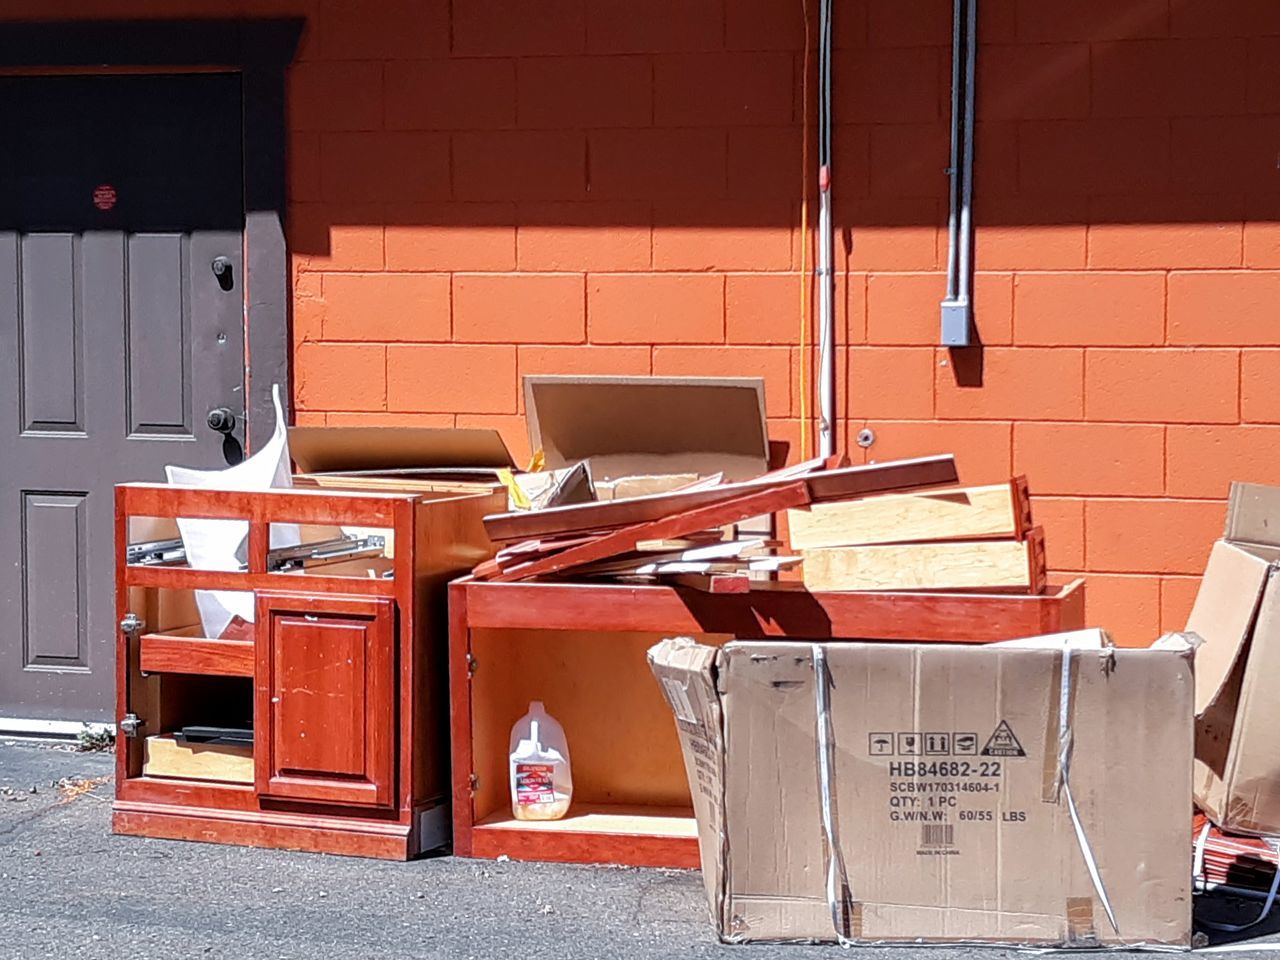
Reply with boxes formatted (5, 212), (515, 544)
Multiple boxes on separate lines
(943, 0), (963, 302)
(817, 0), (836, 458)
(957, 0), (977, 303)
(940, 0), (977, 347)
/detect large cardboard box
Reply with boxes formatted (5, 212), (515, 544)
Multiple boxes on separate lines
(1187, 482), (1280, 836)
(649, 633), (1193, 948)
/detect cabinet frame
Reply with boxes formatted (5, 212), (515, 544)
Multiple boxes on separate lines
(113, 481), (502, 859)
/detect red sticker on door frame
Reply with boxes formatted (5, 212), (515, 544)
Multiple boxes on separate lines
(93, 184), (117, 211)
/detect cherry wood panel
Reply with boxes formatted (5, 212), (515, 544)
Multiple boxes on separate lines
(112, 805), (413, 860)
(458, 578), (1085, 642)
(119, 482), (409, 525)
(122, 565), (398, 597)
(139, 633), (253, 676)
(255, 592), (396, 809)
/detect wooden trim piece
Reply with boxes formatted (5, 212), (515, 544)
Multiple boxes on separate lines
(122, 566), (398, 596)
(470, 823), (700, 869)
(112, 805), (414, 861)
(788, 477), (1032, 550)
(449, 580), (475, 858)
(483, 455), (957, 543)
(119, 483), (409, 524)
(800, 528), (1046, 593)
(138, 634), (254, 677)
(491, 480), (812, 582)
(457, 577), (1082, 642)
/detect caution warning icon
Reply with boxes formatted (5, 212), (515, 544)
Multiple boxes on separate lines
(980, 720), (1026, 757)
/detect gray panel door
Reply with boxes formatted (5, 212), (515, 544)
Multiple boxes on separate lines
(0, 74), (246, 721)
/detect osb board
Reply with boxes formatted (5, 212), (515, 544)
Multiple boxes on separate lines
(469, 628), (730, 821)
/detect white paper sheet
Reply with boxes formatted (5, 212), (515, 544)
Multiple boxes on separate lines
(164, 385), (300, 638)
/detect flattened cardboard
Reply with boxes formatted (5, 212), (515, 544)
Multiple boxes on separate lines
(288, 426), (515, 474)
(1224, 481), (1280, 547)
(1187, 482), (1280, 834)
(651, 636), (1193, 948)
(523, 376), (768, 482)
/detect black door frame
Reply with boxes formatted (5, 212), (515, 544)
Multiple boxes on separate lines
(0, 19), (303, 449)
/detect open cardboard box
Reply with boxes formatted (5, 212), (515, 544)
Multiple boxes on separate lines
(1188, 481), (1280, 836)
(288, 425), (514, 495)
(523, 375), (770, 501)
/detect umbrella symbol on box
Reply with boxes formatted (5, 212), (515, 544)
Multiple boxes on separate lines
(869, 733), (893, 756)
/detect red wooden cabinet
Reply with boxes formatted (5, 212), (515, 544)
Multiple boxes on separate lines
(255, 593), (396, 810)
(449, 576), (1087, 869)
(112, 482), (503, 859)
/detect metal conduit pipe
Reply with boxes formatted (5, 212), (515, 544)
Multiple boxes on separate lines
(941, 0), (978, 346)
(816, 0), (836, 457)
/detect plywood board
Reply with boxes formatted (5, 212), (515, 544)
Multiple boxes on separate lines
(142, 734), (253, 784)
(801, 528), (1045, 593)
(476, 803), (697, 837)
(788, 478), (1030, 550)
(484, 455), (958, 544)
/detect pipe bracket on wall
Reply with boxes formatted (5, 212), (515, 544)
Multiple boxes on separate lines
(941, 0), (978, 347)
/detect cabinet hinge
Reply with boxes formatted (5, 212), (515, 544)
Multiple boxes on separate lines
(466, 653), (478, 677)
(120, 612), (146, 636)
(469, 773), (479, 792)
(119, 713), (145, 738)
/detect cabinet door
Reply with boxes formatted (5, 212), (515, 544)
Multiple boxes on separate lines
(254, 593), (396, 809)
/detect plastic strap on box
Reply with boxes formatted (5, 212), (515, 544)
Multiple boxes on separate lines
(812, 643), (857, 947)
(1056, 647), (1119, 936)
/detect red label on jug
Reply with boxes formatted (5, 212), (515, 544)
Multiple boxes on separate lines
(515, 763), (555, 805)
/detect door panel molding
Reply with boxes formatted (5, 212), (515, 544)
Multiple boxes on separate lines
(0, 17), (302, 451)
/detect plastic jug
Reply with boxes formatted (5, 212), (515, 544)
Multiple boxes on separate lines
(509, 701), (573, 821)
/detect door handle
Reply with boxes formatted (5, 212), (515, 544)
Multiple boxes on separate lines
(211, 256), (234, 291)
(206, 407), (236, 434)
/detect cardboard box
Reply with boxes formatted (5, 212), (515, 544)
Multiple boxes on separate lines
(1187, 482), (1280, 836)
(649, 632), (1193, 948)
(288, 425), (513, 494)
(523, 375), (769, 491)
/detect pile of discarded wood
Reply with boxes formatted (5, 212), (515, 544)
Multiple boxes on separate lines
(474, 454), (962, 590)
(788, 475), (1046, 593)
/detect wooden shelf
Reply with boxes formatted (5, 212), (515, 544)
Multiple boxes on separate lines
(138, 627), (254, 677)
(458, 577), (1085, 642)
(472, 803), (699, 868)
(478, 803), (696, 836)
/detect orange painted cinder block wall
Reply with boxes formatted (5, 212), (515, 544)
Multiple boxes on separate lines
(7, 0), (1280, 645)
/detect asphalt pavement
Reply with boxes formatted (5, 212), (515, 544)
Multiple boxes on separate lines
(2, 739), (1279, 960)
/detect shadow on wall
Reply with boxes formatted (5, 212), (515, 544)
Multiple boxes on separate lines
(281, 0), (1280, 262)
